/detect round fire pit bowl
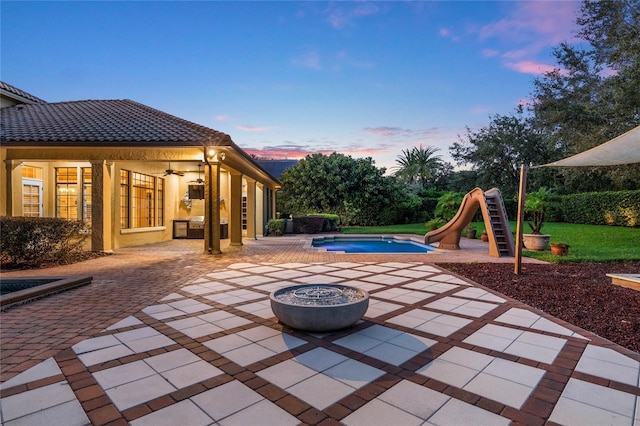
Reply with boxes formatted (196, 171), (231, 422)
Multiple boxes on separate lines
(270, 284), (369, 332)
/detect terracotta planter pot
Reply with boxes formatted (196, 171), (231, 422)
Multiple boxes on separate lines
(523, 234), (550, 251)
(480, 232), (488, 242)
(551, 244), (569, 256)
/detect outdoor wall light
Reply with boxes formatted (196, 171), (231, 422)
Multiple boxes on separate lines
(205, 148), (226, 163)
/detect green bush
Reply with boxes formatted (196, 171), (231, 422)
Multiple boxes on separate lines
(1, 216), (88, 267)
(315, 214), (340, 231)
(559, 190), (640, 227)
(266, 219), (286, 236)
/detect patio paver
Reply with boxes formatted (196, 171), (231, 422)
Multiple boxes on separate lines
(1, 236), (639, 425)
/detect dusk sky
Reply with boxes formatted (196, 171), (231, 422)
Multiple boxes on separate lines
(1, 1), (583, 172)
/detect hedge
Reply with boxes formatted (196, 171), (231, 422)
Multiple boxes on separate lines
(559, 190), (640, 227)
(1, 216), (89, 267)
(266, 219), (286, 236)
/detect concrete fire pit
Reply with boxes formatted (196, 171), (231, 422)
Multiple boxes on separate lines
(270, 284), (369, 332)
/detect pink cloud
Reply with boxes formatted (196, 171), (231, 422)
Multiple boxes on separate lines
(214, 114), (228, 121)
(237, 124), (280, 132)
(478, 2), (579, 45)
(245, 148), (334, 160)
(505, 60), (558, 75)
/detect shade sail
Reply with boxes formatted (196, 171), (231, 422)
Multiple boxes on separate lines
(540, 125), (640, 167)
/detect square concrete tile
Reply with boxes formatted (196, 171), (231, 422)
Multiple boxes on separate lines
(129, 399), (212, 426)
(106, 316), (144, 330)
(464, 372), (536, 408)
(288, 373), (355, 409)
(77, 344), (134, 367)
(365, 300), (403, 318)
(1, 358), (62, 388)
(203, 334), (252, 354)
(93, 360), (156, 389)
(191, 380), (262, 421)
(549, 378), (636, 425)
(218, 399), (300, 426)
(256, 359), (317, 388)
(3, 399), (89, 426)
(427, 398), (511, 426)
(342, 398), (423, 426)
(378, 380), (450, 420)
(453, 287), (506, 303)
(294, 347), (349, 371)
(324, 358), (385, 388)
(256, 333), (306, 353)
(180, 323), (225, 339)
(237, 325), (281, 342)
(222, 343), (277, 366)
(364, 342), (420, 366)
(161, 360), (223, 388)
(576, 345), (640, 386)
(72, 335), (120, 354)
(144, 348), (201, 372)
(234, 300), (274, 318)
(125, 334), (175, 353)
(417, 358), (479, 388)
(402, 280), (459, 293)
(105, 374), (176, 410)
(0, 381), (79, 423)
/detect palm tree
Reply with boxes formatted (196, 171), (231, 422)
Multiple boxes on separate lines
(393, 145), (443, 188)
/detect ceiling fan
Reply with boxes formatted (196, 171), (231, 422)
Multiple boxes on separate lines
(160, 162), (184, 176)
(189, 164), (205, 184)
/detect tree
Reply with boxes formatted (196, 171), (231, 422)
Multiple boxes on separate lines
(450, 109), (556, 196)
(278, 152), (403, 226)
(392, 145), (444, 189)
(531, 0), (640, 193)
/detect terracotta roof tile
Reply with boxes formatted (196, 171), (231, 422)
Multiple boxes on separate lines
(0, 81), (47, 104)
(0, 99), (233, 147)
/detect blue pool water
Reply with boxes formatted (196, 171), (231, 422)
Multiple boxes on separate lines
(312, 237), (434, 253)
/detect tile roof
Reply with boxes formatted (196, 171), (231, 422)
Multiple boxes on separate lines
(0, 99), (233, 147)
(0, 81), (47, 104)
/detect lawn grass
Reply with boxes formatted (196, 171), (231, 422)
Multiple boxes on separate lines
(342, 222), (640, 262)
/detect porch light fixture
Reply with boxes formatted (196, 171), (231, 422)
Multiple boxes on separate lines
(205, 148), (226, 164)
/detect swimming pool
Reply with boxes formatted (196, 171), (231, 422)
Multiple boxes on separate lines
(311, 236), (434, 253)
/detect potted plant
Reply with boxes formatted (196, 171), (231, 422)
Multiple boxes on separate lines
(480, 230), (489, 242)
(522, 187), (552, 251)
(551, 242), (570, 256)
(466, 225), (477, 239)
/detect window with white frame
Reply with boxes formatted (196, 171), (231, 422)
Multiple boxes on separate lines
(22, 166), (43, 217)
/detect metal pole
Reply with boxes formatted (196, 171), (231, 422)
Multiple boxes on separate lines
(514, 164), (527, 274)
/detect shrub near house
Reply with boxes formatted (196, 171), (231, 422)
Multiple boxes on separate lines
(0, 217), (88, 267)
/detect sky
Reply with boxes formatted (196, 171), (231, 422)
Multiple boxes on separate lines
(1, 1), (583, 172)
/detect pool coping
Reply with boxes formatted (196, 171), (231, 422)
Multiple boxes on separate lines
(0, 275), (93, 311)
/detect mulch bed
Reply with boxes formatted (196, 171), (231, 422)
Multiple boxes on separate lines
(437, 261), (640, 353)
